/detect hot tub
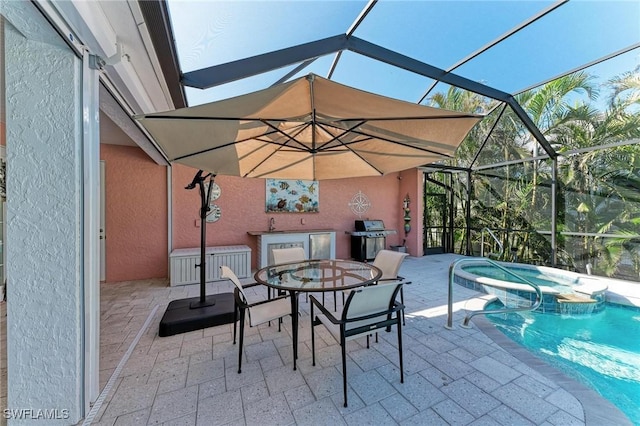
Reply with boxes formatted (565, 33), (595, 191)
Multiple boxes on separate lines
(453, 260), (608, 314)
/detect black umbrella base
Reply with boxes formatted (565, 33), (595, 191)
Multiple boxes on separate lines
(159, 293), (235, 337)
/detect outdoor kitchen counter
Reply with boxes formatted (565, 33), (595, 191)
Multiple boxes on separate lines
(248, 230), (337, 268)
(247, 229), (336, 236)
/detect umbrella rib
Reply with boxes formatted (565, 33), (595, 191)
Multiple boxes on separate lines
(317, 121), (448, 176)
(307, 120), (385, 175)
(172, 129), (281, 161)
(173, 122), (314, 162)
(347, 128), (455, 158)
(260, 120), (314, 152)
(242, 121), (316, 177)
(330, 134), (385, 175)
(247, 156), (311, 179)
(312, 120), (368, 151)
(315, 121), (454, 158)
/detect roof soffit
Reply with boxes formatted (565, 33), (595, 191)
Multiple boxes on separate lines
(51, 0), (174, 114)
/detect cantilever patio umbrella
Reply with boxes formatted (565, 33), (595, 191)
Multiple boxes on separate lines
(136, 73), (482, 181)
(135, 73), (483, 336)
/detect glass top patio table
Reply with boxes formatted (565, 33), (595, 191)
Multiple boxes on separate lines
(254, 259), (382, 370)
(255, 259), (382, 292)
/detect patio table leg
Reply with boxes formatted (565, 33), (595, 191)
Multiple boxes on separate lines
(289, 290), (300, 370)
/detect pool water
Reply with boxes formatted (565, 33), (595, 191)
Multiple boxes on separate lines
(486, 302), (640, 424)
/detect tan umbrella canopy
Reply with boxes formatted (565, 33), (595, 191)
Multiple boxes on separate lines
(136, 73), (483, 180)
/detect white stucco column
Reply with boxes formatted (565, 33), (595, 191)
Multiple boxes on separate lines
(4, 10), (85, 425)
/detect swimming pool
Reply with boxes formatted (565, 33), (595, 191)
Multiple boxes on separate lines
(454, 261), (608, 314)
(486, 301), (640, 424)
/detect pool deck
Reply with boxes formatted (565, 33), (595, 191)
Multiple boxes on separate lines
(90, 254), (633, 425)
(604, 278), (640, 308)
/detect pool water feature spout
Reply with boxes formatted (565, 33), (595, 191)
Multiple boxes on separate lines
(559, 301), (596, 315)
(557, 293), (597, 315)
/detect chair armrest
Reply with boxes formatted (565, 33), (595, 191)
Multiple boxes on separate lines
(309, 294), (340, 324)
(343, 303), (403, 325)
(241, 282), (262, 289)
(397, 275), (411, 285)
(248, 294), (288, 308)
(378, 277), (412, 285)
(311, 295), (403, 326)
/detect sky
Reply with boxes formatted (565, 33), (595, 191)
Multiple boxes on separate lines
(166, 1), (640, 110)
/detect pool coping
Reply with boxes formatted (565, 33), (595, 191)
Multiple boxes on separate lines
(473, 313), (633, 425)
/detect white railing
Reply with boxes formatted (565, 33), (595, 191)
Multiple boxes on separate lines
(445, 257), (542, 329)
(480, 227), (503, 259)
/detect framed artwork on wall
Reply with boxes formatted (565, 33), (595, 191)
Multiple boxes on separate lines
(266, 179), (319, 213)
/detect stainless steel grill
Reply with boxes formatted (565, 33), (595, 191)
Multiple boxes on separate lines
(350, 220), (396, 261)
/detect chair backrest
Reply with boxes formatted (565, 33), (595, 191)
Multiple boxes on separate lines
(220, 265), (248, 304)
(272, 246), (306, 265)
(342, 282), (402, 332)
(373, 249), (408, 280)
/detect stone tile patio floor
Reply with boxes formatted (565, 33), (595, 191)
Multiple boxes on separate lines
(91, 254), (630, 426)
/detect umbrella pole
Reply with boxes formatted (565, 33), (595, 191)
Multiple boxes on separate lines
(188, 170), (216, 309)
(157, 170), (235, 336)
(158, 170), (236, 337)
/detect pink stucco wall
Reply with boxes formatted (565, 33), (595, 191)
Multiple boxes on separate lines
(172, 164), (416, 269)
(100, 145), (168, 282)
(99, 151), (423, 281)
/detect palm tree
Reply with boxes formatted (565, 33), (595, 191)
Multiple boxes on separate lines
(556, 69), (640, 276)
(426, 68), (640, 277)
(470, 72), (599, 262)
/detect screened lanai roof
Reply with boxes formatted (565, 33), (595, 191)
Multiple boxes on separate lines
(160, 0), (640, 160)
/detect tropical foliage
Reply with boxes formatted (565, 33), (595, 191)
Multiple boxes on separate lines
(424, 66), (640, 281)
